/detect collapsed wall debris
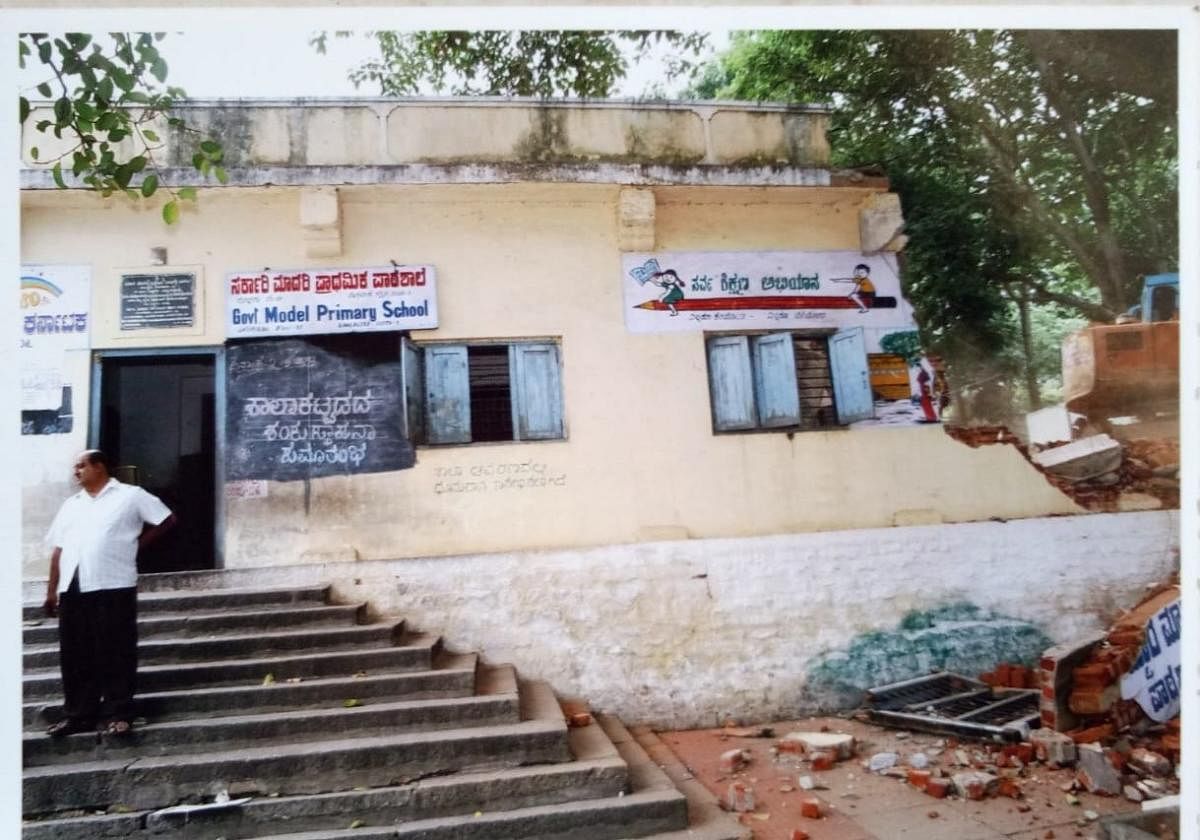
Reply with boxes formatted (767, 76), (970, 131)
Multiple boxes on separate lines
(945, 425), (1180, 511)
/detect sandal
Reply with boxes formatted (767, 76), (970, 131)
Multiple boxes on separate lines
(46, 718), (93, 738)
(103, 719), (134, 737)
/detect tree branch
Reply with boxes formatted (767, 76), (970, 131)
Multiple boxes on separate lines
(976, 119), (1109, 289)
(1023, 33), (1129, 309)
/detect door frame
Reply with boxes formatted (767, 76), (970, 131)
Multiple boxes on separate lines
(88, 346), (227, 569)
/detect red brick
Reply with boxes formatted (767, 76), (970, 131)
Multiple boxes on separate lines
(995, 663), (1012, 686)
(1010, 665), (1029, 688)
(790, 831), (811, 840)
(1068, 723), (1114, 744)
(1040, 709), (1057, 727)
(1040, 656), (1057, 673)
(997, 778), (1022, 798)
(810, 752), (835, 771)
(925, 778), (950, 798)
(1072, 662), (1117, 686)
(1041, 685), (1056, 701)
(800, 798), (822, 819)
(979, 671), (996, 686)
(568, 712), (592, 728)
(777, 740), (805, 755)
(907, 769), (931, 790)
(964, 781), (987, 801)
(719, 749), (749, 774)
(1068, 684), (1118, 715)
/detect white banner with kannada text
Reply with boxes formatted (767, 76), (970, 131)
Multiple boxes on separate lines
(226, 265), (438, 338)
(1120, 597), (1181, 722)
(621, 250), (916, 334)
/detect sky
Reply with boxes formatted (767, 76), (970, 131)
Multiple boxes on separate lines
(17, 29), (728, 101)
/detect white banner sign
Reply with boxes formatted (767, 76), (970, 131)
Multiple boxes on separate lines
(621, 250), (916, 334)
(1120, 597), (1182, 722)
(226, 265), (438, 338)
(20, 265), (91, 352)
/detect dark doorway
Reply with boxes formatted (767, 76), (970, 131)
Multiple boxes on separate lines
(96, 354), (217, 573)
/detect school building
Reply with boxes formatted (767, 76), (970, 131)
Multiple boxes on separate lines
(20, 98), (1177, 724)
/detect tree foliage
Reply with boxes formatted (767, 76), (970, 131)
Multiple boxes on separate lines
(19, 32), (224, 224)
(313, 31), (707, 98)
(690, 30), (1177, 417)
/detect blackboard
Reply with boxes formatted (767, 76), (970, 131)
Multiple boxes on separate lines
(226, 338), (415, 481)
(120, 273), (196, 330)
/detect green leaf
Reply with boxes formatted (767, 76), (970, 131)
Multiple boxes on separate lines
(38, 40), (51, 63)
(53, 97), (72, 123)
(36, 120), (51, 131)
(112, 69), (135, 93)
(97, 77), (114, 103)
(214, 166), (229, 185)
(29, 146), (39, 160)
(51, 162), (65, 189)
(162, 200), (180, 225)
(66, 33), (92, 51)
(191, 152), (205, 170)
(142, 129), (159, 142)
(36, 82), (51, 98)
(151, 58), (168, 83)
(140, 174), (158, 197)
(178, 186), (197, 201)
(19, 97), (30, 124)
(123, 91), (149, 105)
(113, 165), (133, 189)
(199, 140), (221, 155)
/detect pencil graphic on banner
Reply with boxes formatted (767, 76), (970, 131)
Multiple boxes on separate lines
(634, 295), (898, 311)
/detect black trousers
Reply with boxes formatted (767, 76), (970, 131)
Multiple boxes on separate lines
(57, 574), (138, 723)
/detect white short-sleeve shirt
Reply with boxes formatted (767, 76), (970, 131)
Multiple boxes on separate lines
(46, 478), (172, 593)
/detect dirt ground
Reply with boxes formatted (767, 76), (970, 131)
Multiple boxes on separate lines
(658, 716), (1148, 840)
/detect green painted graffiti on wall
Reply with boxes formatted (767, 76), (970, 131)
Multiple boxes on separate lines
(804, 603), (1051, 709)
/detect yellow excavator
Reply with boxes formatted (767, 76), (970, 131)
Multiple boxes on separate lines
(1061, 273), (1179, 435)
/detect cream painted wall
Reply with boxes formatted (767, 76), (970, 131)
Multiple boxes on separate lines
(20, 182), (1080, 575)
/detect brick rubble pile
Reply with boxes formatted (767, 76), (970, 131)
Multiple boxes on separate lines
(944, 425), (1180, 511)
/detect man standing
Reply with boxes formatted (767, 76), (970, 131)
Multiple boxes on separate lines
(43, 450), (176, 737)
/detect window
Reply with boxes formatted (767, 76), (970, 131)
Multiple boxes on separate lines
(705, 328), (873, 432)
(403, 338), (564, 445)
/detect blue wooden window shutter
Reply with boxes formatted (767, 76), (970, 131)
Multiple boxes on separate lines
(509, 343), (564, 440)
(829, 327), (874, 424)
(751, 333), (801, 427)
(424, 344), (471, 444)
(707, 335), (757, 431)
(400, 337), (425, 443)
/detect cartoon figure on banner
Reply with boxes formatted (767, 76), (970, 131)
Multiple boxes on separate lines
(629, 258), (685, 316)
(830, 264), (876, 313)
(650, 270), (686, 316)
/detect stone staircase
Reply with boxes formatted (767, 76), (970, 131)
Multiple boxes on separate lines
(21, 573), (744, 840)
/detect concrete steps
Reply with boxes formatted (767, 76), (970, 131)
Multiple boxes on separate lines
(21, 583), (333, 622)
(24, 619), (408, 669)
(23, 632), (441, 701)
(23, 602), (367, 645)
(21, 572), (744, 839)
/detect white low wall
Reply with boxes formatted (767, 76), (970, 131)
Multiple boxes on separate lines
(32, 510), (1177, 729)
